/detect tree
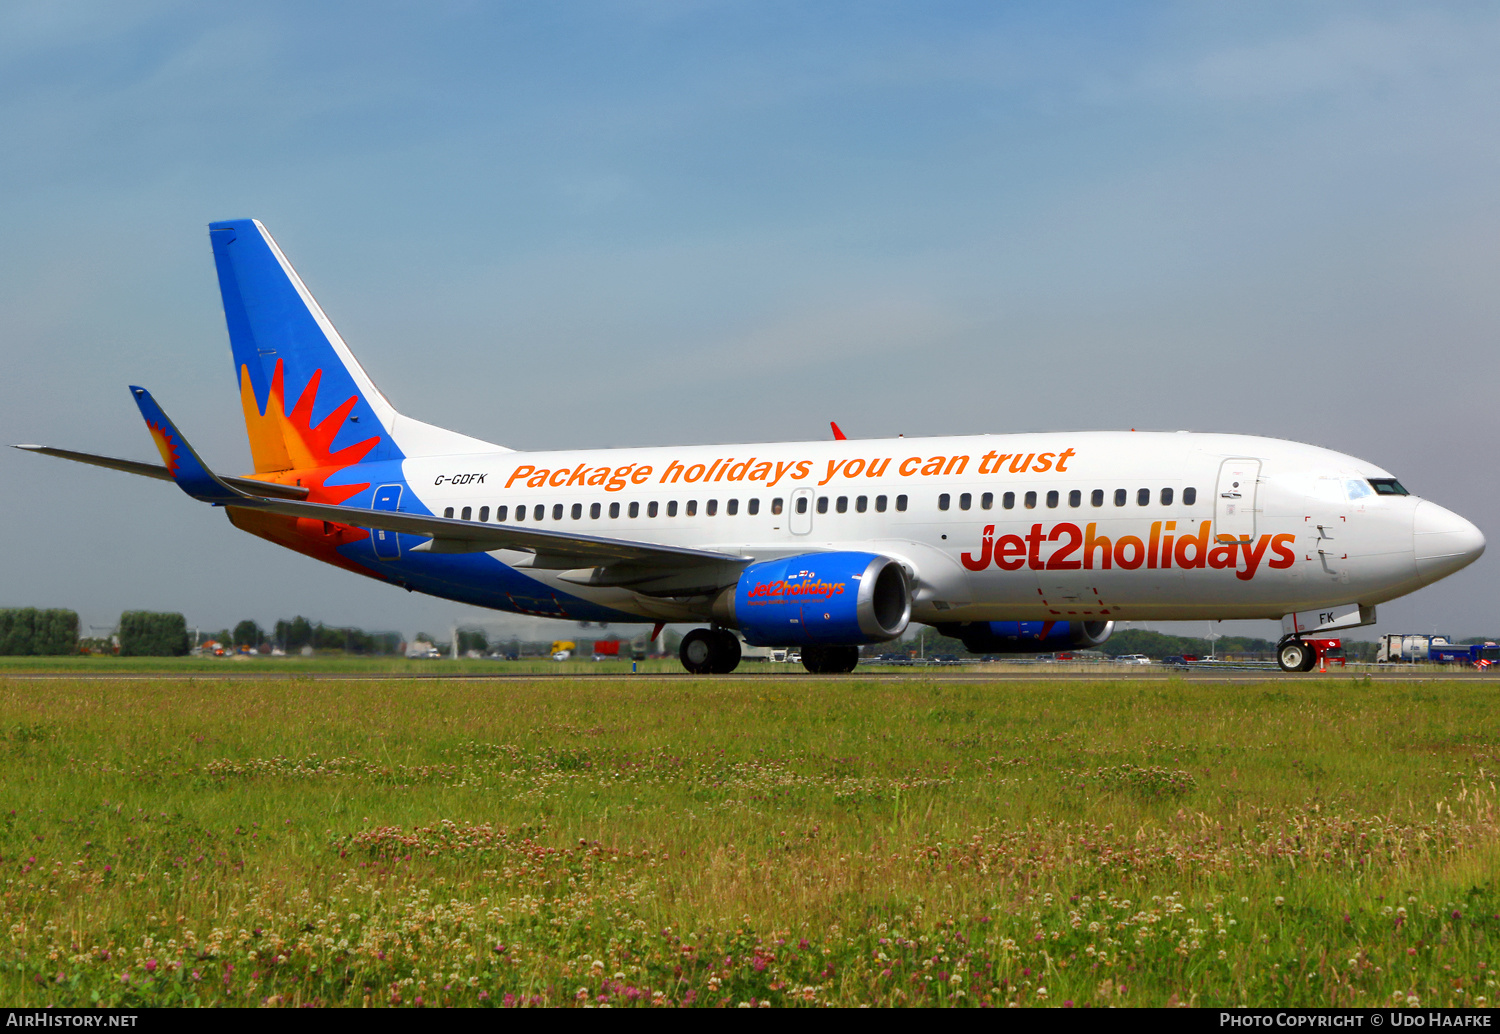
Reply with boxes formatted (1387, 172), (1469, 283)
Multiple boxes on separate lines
(0, 609), (79, 656)
(274, 616), (315, 650)
(233, 620), (264, 649)
(457, 629), (489, 654)
(118, 612), (189, 657)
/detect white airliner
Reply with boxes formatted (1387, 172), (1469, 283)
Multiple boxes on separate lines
(15, 220), (1486, 673)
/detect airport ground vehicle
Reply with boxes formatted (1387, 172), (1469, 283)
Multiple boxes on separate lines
(1377, 634), (1499, 666)
(17, 220), (1486, 675)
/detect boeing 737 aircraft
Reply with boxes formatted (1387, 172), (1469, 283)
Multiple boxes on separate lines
(16, 220), (1487, 673)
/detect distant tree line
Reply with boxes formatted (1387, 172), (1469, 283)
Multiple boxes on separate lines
(213, 616), (401, 655)
(0, 609), (80, 656)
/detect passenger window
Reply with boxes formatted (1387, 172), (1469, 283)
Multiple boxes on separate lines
(748, 498), (759, 515)
(479, 506), (489, 522)
(1067, 490), (1080, 507)
(706, 500), (717, 516)
(938, 493), (950, 511)
(959, 493), (971, 510)
(1003, 491), (1015, 510)
(727, 499), (738, 515)
(1024, 491), (1037, 509)
(795, 497), (807, 514)
(554, 504), (565, 520)
(875, 495), (887, 512)
(896, 495), (908, 511)
(1136, 489), (1149, 506)
(668, 501), (678, 517)
(686, 500), (697, 516)
(590, 502), (601, 519)
(836, 496), (848, 513)
(1046, 490), (1058, 508)
(772, 498), (783, 515)
(514, 506), (525, 522)
(1114, 489), (1126, 507)
(856, 495), (867, 513)
(461, 506), (472, 521)
(569, 503), (580, 520)
(609, 502), (620, 518)
(496, 505), (508, 522)
(816, 497), (828, 514)
(1183, 487), (1197, 506)
(981, 492), (993, 510)
(444, 507), (454, 519)
(645, 501), (656, 517)
(627, 501), (638, 518)
(533, 505), (544, 520)
(1160, 488), (1173, 506)
(1091, 490), (1103, 507)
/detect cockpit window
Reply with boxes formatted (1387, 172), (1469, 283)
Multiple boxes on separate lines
(1368, 478), (1409, 496)
(1344, 480), (1374, 501)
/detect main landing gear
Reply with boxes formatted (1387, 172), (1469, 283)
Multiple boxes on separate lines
(679, 628), (742, 675)
(801, 644), (860, 675)
(1276, 637), (1319, 673)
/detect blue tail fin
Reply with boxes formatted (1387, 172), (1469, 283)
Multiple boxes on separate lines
(209, 219), (501, 474)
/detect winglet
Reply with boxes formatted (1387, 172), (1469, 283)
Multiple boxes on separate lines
(830, 421), (847, 441)
(128, 386), (247, 505)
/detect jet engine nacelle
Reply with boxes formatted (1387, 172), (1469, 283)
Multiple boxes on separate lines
(722, 552), (912, 647)
(935, 619), (1114, 655)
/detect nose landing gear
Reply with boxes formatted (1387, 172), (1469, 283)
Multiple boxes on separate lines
(679, 628), (742, 675)
(1276, 637), (1318, 673)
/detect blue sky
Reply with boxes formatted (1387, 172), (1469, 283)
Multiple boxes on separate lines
(2, 1), (1496, 641)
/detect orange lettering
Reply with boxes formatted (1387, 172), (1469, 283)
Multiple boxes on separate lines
(1237, 535), (1272, 581)
(1267, 533), (1296, 569)
(1114, 535), (1145, 570)
(1084, 523), (1112, 569)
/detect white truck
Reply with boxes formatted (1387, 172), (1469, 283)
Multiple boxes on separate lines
(1377, 634), (1451, 663)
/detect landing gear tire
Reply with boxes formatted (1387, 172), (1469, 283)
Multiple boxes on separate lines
(1277, 639), (1315, 673)
(801, 644), (860, 675)
(679, 628), (742, 675)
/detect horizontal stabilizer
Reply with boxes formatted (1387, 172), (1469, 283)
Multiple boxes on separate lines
(11, 444), (309, 500)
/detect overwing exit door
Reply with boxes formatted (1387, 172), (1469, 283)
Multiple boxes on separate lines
(790, 488), (813, 535)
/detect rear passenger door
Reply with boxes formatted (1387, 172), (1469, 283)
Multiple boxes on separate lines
(371, 484), (403, 560)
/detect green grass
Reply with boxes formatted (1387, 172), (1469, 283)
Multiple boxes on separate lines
(0, 674), (1496, 1007)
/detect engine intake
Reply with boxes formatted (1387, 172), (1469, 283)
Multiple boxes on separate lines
(935, 620), (1114, 655)
(724, 552), (911, 646)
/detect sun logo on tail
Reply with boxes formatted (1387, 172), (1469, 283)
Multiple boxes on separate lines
(239, 360), (379, 503)
(147, 421), (180, 477)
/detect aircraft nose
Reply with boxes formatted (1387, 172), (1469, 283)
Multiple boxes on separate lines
(1412, 500), (1486, 584)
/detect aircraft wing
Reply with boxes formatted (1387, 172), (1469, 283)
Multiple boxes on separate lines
(87, 387), (750, 575)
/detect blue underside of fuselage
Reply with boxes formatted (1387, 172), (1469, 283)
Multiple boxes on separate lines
(336, 535), (642, 623)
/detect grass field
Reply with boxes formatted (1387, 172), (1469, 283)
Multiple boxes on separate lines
(0, 673), (1496, 1008)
